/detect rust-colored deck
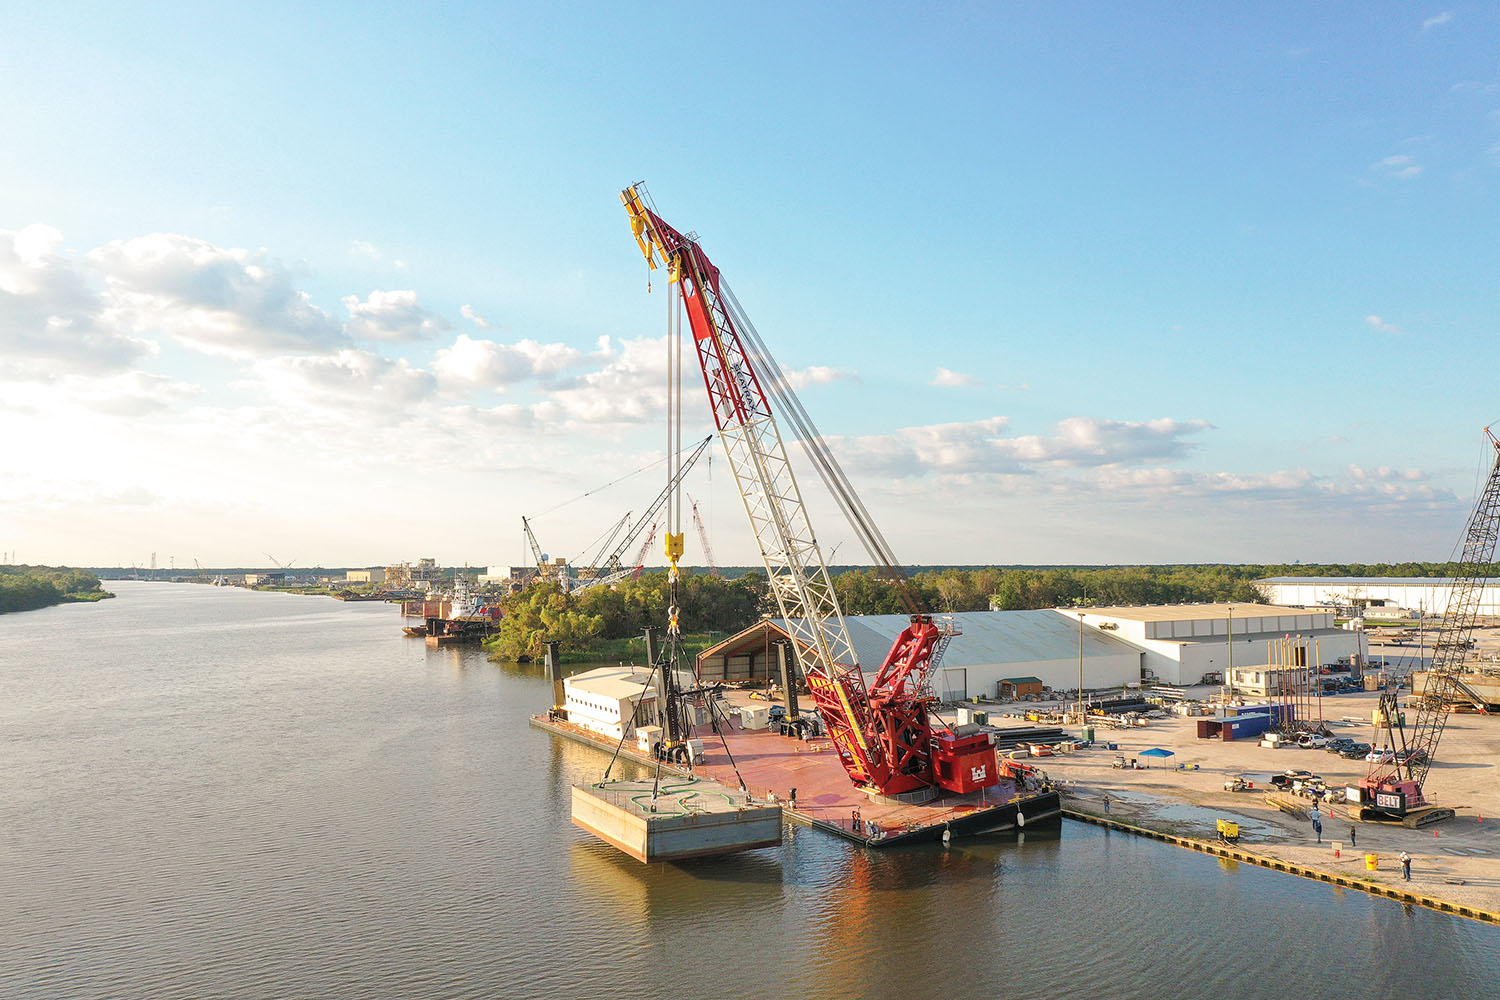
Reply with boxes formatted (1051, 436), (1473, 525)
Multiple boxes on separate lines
(532, 714), (1060, 845)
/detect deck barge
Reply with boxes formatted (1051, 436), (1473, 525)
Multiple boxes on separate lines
(532, 714), (1061, 847)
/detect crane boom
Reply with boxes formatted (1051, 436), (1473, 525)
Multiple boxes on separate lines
(1357, 428), (1500, 822)
(570, 437), (712, 594)
(688, 493), (719, 578)
(623, 184), (996, 798)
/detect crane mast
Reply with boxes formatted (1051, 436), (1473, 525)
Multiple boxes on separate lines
(1357, 428), (1500, 823)
(623, 184), (996, 798)
(688, 493), (719, 578)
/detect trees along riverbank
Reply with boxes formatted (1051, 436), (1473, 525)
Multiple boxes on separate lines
(483, 560), (1480, 662)
(0, 566), (113, 614)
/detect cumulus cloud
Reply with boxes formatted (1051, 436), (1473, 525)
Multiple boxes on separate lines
(825, 415), (1211, 480)
(460, 304), (492, 329)
(89, 233), (346, 358)
(0, 225), (155, 377)
(342, 289), (449, 342)
(784, 365), (858, 389)
(1422, 11), (1452, 29)
(1372, 154), (1423, 180)
(247, 349), (437, 411)
(931, 367), (979, 388)
(1365, 314), (1402, 335)
(432, 333), (598, 388)
(76, 371), (203, 416)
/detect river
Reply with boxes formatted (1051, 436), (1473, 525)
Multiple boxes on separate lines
(2, 582), (1495, 999)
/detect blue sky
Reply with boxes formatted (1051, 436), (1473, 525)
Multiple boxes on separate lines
(3, 3), (1497, 569)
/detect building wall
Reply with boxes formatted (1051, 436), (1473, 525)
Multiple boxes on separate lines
(958, 652), (1141, 699)
(1258, 579), (1500, 616)
(345, 569), (386, 585)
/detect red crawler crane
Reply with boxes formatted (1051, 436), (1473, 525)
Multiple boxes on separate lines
(623, 184), (997, 800)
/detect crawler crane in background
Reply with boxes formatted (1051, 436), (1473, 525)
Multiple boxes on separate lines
(1350, 428), (1500, 827)
(623, 183), (998, 801)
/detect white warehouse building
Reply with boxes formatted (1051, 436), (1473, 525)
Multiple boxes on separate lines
(1255, 577), (1500, 617)
(1056, 603), (1365, 687)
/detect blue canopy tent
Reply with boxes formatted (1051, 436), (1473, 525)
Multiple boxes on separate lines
(1139, 748), (1174, 758)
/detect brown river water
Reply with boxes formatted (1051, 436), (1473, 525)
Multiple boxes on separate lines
(2, 582), (1496, 999)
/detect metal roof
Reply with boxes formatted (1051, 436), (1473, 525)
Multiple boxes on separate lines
(770, 610), (1141, 668)
(1069, 603), (1315, 622)
(1257, 577), (1476, 587)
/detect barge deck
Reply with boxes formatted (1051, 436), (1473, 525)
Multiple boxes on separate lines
(532, 714), (1061, 847)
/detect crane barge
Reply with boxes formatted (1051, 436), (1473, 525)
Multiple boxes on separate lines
(622, 183), (1000, 804)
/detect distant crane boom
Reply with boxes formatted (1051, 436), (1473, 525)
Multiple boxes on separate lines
(687, 492), (718, 578)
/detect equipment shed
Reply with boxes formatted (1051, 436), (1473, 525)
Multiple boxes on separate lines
(698, 611), (1142, 699)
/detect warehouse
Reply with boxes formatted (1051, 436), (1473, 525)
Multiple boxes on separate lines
(697, 610), (1144, 700)
(1057, 604), (1364, 687)
(1255, 576), (1500, 617)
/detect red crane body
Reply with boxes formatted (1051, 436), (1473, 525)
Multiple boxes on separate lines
(623, 186), (997, 799)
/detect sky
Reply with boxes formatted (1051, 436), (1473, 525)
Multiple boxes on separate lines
(2, 2), (1498, 570)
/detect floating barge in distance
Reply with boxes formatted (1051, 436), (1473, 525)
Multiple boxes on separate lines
(534, 713), (1062, 847)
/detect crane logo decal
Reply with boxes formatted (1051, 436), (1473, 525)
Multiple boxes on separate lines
(970, 764), (988, 783)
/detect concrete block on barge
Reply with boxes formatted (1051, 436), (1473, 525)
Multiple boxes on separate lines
(572, 778), (782, 863)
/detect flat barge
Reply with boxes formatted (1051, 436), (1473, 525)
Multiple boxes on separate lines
(532, 714), (1061, 847)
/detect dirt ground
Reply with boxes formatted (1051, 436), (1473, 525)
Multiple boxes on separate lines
(958, 674), (1500, 914)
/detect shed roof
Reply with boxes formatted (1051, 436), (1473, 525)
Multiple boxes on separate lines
(1066, 603), (1317, 622)
(701, 610), (1140, 670)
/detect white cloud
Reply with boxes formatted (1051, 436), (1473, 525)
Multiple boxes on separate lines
(1372, 154), (1423, 180)
(1422, 11), (1453, 29)
(785, 365), (858, 389)
(247, 349), (438, 413)
(0, 225), (156, 377)
(432, 333), (591, 388)
(75, 371), (203, 416)
(1365, 314), (1402, 335)
(349, 240), (381, 260)
(89, 233), (346, 358)
(342, 289), (449, 342)
(930, 367), (979, 387)
(461, 304), (492, 329)
(825, 415), (1211, 480)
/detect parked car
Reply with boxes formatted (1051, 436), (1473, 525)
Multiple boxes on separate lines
(1325, 738), (1356, 753)
(1366, 747), (1396, 764)
(1339, 743), (1373, 759)
(1297, 734), (1331, 749)
(1395, 747), (1429, 765)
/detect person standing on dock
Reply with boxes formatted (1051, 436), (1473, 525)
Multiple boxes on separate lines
(1400, 851), (1412, 881)
(1348, 825), (1356, 848)
(1102, 793), (1111, 815)
(1309, 805), (1322, 844)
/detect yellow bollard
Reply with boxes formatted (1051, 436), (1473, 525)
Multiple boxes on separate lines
(1366, 853), (1378, 871)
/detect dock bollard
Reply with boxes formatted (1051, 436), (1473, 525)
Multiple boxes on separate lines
(1366, 853), (1378, 871)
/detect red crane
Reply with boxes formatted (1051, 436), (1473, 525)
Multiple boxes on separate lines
(623, 184), (997, 800)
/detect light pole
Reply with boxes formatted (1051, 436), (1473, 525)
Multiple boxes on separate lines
(1078, 612), (1085, 729)
(1225, 605), (1234, 704)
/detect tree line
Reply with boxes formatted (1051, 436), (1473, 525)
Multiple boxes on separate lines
(485, 561), (1471, 659)
(0, 566), (113, 614)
